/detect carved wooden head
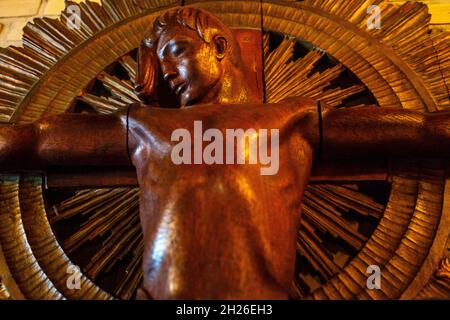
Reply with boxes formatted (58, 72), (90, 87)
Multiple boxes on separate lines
(135, 7), (245, 107)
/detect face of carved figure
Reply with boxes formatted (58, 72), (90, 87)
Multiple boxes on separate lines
(156, 25), (227, 107)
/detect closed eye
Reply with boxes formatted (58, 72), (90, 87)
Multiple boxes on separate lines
(170, 41), (190, 57)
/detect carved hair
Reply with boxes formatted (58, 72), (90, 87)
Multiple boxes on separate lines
(151, 7), (242, 66)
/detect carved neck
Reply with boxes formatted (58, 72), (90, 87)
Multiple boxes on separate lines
(200, 63), (259, 105)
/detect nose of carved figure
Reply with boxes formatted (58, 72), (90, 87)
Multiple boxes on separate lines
(161, 65), (183, 95)
(162, 66), (177, 83)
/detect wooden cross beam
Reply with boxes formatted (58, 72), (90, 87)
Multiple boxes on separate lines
(45, 160), (389, 188)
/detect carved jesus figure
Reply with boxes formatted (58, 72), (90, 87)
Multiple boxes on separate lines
(0, 7), (449, 300)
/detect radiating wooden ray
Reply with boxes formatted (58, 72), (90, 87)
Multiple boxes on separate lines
(0, 176), (64, 300)
(302, 189), (369, 251)
(19, 176), (113, 300)
(78, 93), (127, 114)
(264, 35), (366, 105)
(309, 160), (447, 300)
(49, 188), (133, 223)
(61, 189), (139, 253)
(97, 72), (139, 103)
(297, 225), (341, 280)
(84, 215), (140, 278)
(114, 248), (143, 299)
(294, 182), (385, 294)
(416, 258), (450, 299)
(119, 55), (138, 85)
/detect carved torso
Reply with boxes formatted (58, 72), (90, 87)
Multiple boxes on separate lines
(125, 99), (318, 299)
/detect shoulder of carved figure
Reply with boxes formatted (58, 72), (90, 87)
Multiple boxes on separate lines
(116, 102), (148, 122)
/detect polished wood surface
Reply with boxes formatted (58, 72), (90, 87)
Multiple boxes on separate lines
(1, 5), (450, 300)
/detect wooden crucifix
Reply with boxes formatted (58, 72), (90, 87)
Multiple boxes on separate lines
(1, 7), (450, 299)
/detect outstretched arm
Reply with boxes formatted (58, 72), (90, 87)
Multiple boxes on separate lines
(0, 111), (130, 170)
(319, 105), (450, 160)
